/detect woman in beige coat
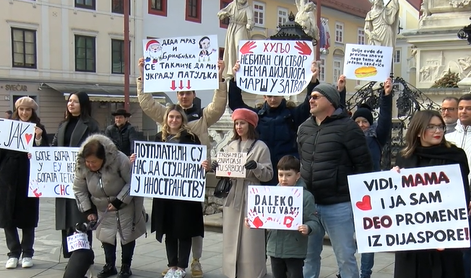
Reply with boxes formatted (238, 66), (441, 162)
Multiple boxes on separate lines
(74, 134), (146, 278)
(221, 108), (273, 278)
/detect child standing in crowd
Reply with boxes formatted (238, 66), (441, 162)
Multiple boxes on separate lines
(247, 155), (320, 278)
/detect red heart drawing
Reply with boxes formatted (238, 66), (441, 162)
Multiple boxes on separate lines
(25, 133), (33, 144)
(356, 195), (372, 211)
(227, 172), (231, 176)
(252, 216), (263, 228)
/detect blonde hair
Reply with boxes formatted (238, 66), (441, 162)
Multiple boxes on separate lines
(401, 110), (450, 158)
(161, 105), (194, 141)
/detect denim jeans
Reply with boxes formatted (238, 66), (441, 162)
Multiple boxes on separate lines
(360, 253), (374, 278)
(303, 202), (359, 278)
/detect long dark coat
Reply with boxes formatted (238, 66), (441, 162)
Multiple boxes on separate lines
(150, 130), (204, 242)
(0, 123), (49, 228)
(52, 117), (100, 230)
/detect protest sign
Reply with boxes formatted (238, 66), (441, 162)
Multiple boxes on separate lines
(348, 164), (470, 253)
(0, 119), (36, 152)
(142, 35), (219, 93)
(67, 233), (90, 252)
(343, 43), (393, 82)
(29, 147), (79, 199)
(247, 186), (303, 230)
(130, 141), (207, 202)
(215, 152), (247, 178)
(237, 40), (313, 96)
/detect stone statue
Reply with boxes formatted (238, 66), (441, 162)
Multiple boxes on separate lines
(419, 0), (431, 23)
(217, 0), (254, 79)
(449, 0), (471, 8)
(364, 0), (400, 48)
(295, 0), (320, 40)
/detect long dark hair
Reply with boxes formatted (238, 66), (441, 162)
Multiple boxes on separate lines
(65, 91), (92, 121)
(12, 110), (42, 125)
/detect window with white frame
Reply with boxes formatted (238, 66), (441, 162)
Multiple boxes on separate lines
(277, 7), (288, 26)
(253, 2), (265, 27)
(394, 49), (401, 63)
(333, 58), (343, 84)
(318, 58), (326, 82)
(335, 22), (344, 43)
(357, 28), (365, 45)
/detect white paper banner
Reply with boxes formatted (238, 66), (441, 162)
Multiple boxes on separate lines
(29, 147), (79, 198)
(67, 233), (90, 252)
(0, 119), (36, 152)
(142, 35), (219, 93)
(237, 40), (313, 96)
(215, 152), (247, 178)
(247, 186), (304, 230)
(348, 164), (470, 253)
(130, 141), (207, 202)
(343, 43), (393, 82)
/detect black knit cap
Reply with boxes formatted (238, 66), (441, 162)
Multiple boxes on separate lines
(352, 104), (373, 125)
(312, 83), (340, 108)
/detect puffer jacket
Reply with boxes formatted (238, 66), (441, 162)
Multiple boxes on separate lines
(266, 179), (321, 259)
(297, 108), (373, 205)
(137, 78), (227, 159)
(446, 120), (471, 181)
(73, 134), (146, 245)
(104, 122), (138, 156)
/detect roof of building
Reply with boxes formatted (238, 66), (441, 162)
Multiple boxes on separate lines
(321, 0), (372, 18)
(407, 0), (421, 10)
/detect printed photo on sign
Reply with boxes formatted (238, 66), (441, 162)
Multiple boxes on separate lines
(29, 147), (79, 199)
(142, 35), (219, 93)
(0, 119), (36, 153)
(215, 152), (247, 178)
(237, 40), (313, 96)
(67, 233), (90, 252)
(247, 186), (303, 231)
(343, 43), (393, 82)
(347, 164), (470, 253)
(130, 141), (207, 202)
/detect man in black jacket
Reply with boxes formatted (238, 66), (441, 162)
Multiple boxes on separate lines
(105, 109), (138, 156)
(298, 83), (373, 278)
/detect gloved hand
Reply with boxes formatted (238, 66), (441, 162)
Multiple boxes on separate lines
(244, 160), (257, 170)
(211, 161), (219, 172)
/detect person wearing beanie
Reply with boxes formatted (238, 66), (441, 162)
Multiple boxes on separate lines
(229, 61), (323, 186)
(0, 97), (49, 270)
(105, 109), (138, 157)
(219, 108), (273, 278)
(298, 78), (374, 278)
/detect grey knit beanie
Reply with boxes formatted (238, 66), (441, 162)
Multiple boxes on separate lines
(312, 83), (340, 108)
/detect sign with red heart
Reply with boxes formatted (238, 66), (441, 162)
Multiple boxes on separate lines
(0, 118), (36, 152)
(215, 152), (247, 178)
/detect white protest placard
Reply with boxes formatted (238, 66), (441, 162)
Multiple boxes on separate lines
(348, 164), (470, 253)
(0, 119), (36, 152)
(215, 152), (247, 178)
(343, 43), (393, 82)
(67, 233), (90, 252)
(237, 40), (313, 96)
(247, 186), (303, 230)
(142, 35), (219, 93)
(130, 141), (207, 202)
(28, 147), (79, 199)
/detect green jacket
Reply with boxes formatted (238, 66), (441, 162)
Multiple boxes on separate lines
(266, 179), (320, 259)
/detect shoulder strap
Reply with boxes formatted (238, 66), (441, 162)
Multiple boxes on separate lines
(247, 140), (258, 154)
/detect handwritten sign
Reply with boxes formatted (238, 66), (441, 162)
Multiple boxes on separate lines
(348, 164), (470, 253)
(130, 141), (207, 202)
(29, 147), (79, 198)
(237, 40), (313, 96)
(343, 43), (393, 82)
(142, 35), (219, 93)
(67, 233), (90, 252)
(247, 186), (303, 230)
(0, 119), (36, 152)
(215, 152), (247, 178)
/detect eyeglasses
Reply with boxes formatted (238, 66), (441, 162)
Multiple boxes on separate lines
(440, 108), (456, 112)
(426, 124), (446, 132)
(310, 95), (325, 100)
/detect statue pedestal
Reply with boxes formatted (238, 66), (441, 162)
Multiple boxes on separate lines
(458, 77), (471, 88)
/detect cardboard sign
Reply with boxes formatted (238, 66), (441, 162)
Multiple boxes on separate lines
(247, 186), (303, 230)
(237, 40), (313, 96)
(343, 43), (393, 82)
(29, 147), (79, 199)
(348, 164), (470, 253)
(215, 152), (247, 178)
(67, 233), (90, 252)
(142, 35), (219, 93)
(130, 141), (207, 202)
(0, 119), (36, 152)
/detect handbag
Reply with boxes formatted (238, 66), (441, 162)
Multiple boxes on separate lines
(213, 140), (258, 198)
